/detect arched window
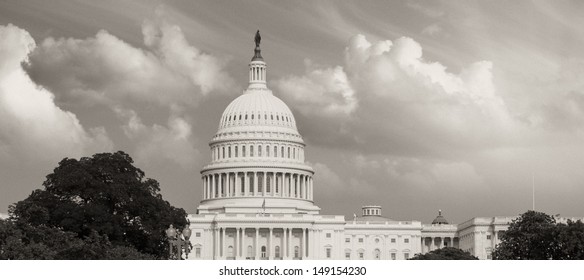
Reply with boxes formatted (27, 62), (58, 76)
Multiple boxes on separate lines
(235, 146), (238, 157)
(245, 114), (248, 120)
(267, 145), (270, 157)
(293, 148), (296, 159)
(250, 145), (254, 157)
(247, 245), (253, 259)
(243, 146), (246, 157)
(228, 246), (234, 258)
(261, 246), (267, 259)
(274, 146), (277, 157)
(251, 114), (254, 120)
(258, 175), (263, 192)
(228, 146), (231, 158)
(222, 147), (225, 159)
(258, 145), (262, 157)
(281, 147), (284, 158)
(275, 246), (281, 258)
(374, 249), (381, 260)
(287, 147), (290, 158)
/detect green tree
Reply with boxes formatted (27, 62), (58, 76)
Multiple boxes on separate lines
(409, 247), (478, 260)
(551, 219), (584, 260)
(9, 151), (187, 259)
(493, 211), (557, 260)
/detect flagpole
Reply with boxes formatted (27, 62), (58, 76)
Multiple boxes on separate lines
(532, 172), (535, 211)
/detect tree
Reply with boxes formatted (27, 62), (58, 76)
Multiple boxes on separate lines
(492, 211), (556, 260)
(410, 247), (478, 260)
(9, 151), (187, 259)
(551, 219), (584, 260)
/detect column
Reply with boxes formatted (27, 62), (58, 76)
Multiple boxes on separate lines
(244, 172), (248, 196)
(283, 228), (288, 259)
(241, 228), (246, 258)
(304, 176), (308, 199)
(214, 228), (219, 259)
(202, 176), (206, 199)
(226, 173), (231, 197)
(211, 174), (216, 199)
(300, 228), (306, 259)
(222, 227), (226, 258)
(288, 228), (292, 259)
(235, 227), (240, 259)
(255, 228), (259, 260)
(273, 172), (277, 196)
(269, 228), (273, 259)
(263, 172), (267, 196)
(235, 173), (240, 197)
(218, 173), (222, 197)
(254, 172), (258, 196)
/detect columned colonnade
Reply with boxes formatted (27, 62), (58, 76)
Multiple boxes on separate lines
(210, 226), (311, 260)
(420, 236), (458, 253)
(202, 171), (313, 200)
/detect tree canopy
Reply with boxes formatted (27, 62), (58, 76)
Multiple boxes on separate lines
(409, 247), (478, 260)
(5, 151), (187, 259)
(493, 210), (584, 260)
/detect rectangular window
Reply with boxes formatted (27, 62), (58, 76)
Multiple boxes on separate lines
(345, 252), (350, 259)
(404, 253), (409, 259)
(326, 248), (331, 259)
(345, 238), (350, 243)
(391, 253), (396, 260)
(195, 232), (201, 237)
(391, 238), (396, 243)
(404, 238), (409, 243)
(196, 248), (201, 258)
(487, 235), (491, 240)
(358, 238), (363, 243)
(326, 233), (331, 238)
(359, 252), (364, 260)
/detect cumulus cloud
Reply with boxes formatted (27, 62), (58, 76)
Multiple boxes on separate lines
(115, 107), (199, 169)
(276, 34), (516, 157)
(421, 24), (443, 36)
(0, 24), (112, 165)
(23, 17), (234, 109)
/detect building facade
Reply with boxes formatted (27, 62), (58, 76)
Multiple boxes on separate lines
(185, 34), (575, 260)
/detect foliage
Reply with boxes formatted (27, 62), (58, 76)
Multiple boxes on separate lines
(493, 210), (584, 260)
(7, 151), (187, 259)
(409, 247), (478, 260)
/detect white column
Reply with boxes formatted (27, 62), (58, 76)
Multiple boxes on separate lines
(222, 228), (226, 259)
(235, 173), (240, 197)
(235, 227), (239, 259)
(214, 228), (219, 259)
(244, 172), (248, 196)
(300, 228), (306, 259)
(211, 174), (216, 198)
(253, 172), (257, 195)
(287, 228), (292, 259)
(241, 228), (246, 258)
(255, 228), (259, 260)
(283, 228), (287, 259)
(269, 228), (273, 259)
(263, 172), (267, 196)
(202, 176), (206, 199)
(218, 173), (223, 197)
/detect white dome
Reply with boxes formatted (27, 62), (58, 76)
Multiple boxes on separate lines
(217, 88), (298, 134)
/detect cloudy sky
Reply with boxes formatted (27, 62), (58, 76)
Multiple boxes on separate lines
(1, 0), (583, 223)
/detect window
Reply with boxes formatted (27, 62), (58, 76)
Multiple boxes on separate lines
(375, 238), (380, 243)
(261, 246), (266, 259)
(228, 246), (234, 258)
(266, 146), (270, 157)
(404, 238), (409, 243)
(326, 248), (331, 259)
(487, 235), (491, 240)
(195, 247), (201, 258)
(345, 252), (351, 260)
(404, 253), (409, 259)
(345, 238), (350, 243)
(287, 147), (290, 158)
(326, 233), (331, 238)
(228, 147), (231, 158)
(374, 249), (381, 260)
(195, 232), (201, 237)
(274, 146), (277, 157)
(391, 253), (396, 260)
(258, 145), (262, 157)
(235, 146), (238, 157)
(281, 147), (284, 157)
(247, 246), (253, 259)
(294, 246), (300, 259)
(359, 252), (364, 260)
(358, 238), (363, 243)
(243, 146), (246, 157)
(250, 146), (254, 157)
(391, 238), (396, 243)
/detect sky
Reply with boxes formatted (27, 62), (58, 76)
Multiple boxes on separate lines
(0, 0), (583, 223)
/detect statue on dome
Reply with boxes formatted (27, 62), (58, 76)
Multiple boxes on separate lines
(255, 30), (261, 48)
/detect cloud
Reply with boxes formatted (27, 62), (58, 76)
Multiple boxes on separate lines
(23, 17), (234, 109)
(276, 34), (515, 157)
(0, 24), (112, 166)
(422, 24), (443, 36)
(115, 107), (199, 169)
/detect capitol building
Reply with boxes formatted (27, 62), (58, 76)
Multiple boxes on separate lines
(185, 33), (532, 261)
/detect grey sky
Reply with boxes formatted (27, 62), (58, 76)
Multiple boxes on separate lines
(1, 0), (583, 223)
